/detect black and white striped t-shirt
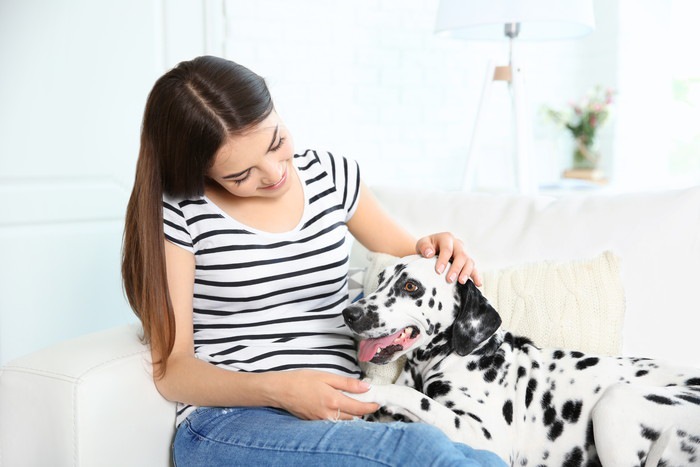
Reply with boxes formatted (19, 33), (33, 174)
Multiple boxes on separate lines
(163, 149), (362, 425)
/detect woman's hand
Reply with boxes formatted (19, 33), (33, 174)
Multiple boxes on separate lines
(265, 370), (379, 421)
(416, 232), (482, 286)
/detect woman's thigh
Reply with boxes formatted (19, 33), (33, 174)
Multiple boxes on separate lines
(173, 407), (505, 467)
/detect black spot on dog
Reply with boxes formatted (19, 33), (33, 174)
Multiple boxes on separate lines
(543, 407), (556, 425)
(548, 421), (564, 441)
(415, 299), (422, 307)
(377, 271), (386, 285)
(549, 363), (557, 372)
(686, 378), (700, 386)
(421, 398), (430, 411)
(452, 409), (465, 416)
(432, 287), (437, 296)
(467, 361), (477, 371)
(478, 354), (493, 370)
(570, 351), (584, 358)
(438, 302), (442, 311)
(641, 424), (660, 441)
(454, 416), (460, 429)
(383, 297), (396, 308)
(517, 366), (527, 379)
(526, 378), (538, 408)
(483, 369), (498, 383)
(585, 421), (595, 448)
(467, 412), (482, 423)
(503, 400), (513, 425)
(677, 393), (700, 405)
(575, 357), (599, 370)
(426, 380), (451, 398)
(444, 400), (454, 408)
(562, 447), (583, 467)
(541, 390), (553, 408)
(645, 394), (679, 405)
(428, 298), (435, 308)
(482, 427), (492, 439)
(562, 400), (583, 423)
(553, 350), (565, 360)
(636, 370), (649, 377)
(512, 334), (534, 348)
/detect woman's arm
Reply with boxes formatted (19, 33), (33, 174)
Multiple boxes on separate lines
(152, 240), (378, 421)
(347, 182), (482, 286)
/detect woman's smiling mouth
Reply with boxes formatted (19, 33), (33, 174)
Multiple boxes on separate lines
(261, 166), (288, 190)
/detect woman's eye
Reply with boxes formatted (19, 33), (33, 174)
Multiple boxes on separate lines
(404, 282), (417, 292)
(232, 171), (251, 185)
(270, 136), (286, 152)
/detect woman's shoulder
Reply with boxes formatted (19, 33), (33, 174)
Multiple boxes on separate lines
(294, 149), (357, 172)
(162, 192), (208, 219)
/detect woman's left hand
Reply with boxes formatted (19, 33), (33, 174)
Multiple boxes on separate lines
(415, 232), (482, 287)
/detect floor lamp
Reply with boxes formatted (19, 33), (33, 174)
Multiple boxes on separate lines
(435, 0), (595, 193)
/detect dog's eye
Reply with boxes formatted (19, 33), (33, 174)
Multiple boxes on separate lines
(404, 281), (418, 292)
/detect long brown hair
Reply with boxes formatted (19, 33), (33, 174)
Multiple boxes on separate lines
(122, 56), (273, 377)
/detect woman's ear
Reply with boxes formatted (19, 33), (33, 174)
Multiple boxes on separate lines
(451, 281), (502, 356)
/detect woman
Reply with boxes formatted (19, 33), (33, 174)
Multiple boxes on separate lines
(122, 55), (504, 466)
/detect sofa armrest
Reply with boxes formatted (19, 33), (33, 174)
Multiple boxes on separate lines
(0, 324), (176, 467)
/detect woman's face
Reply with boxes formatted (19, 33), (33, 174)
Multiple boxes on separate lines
(207, 111), (295, 199)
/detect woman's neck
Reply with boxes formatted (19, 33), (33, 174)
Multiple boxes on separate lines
(204, 166), (304, 233)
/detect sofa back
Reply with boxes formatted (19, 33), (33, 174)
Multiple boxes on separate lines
(351, 186), (700, 367)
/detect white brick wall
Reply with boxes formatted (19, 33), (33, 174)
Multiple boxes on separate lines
(222, 0), (619, 191)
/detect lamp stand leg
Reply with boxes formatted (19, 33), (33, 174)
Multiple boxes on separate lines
(461, 61), (496, 191)
(510, 61), (535, 194)
(461, 55), (535, 193)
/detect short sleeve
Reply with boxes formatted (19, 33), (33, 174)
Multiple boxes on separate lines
(342, 156), (362, 222)
(318, 151), (361, 222)
(163, 194), (194, 253)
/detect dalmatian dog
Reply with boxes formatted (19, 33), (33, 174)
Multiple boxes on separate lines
(343, 255), (700, 467)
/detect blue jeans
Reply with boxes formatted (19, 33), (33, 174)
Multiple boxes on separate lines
(173, 406), (506, 466)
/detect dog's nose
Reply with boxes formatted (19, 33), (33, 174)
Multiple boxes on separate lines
(342, 305), (364, 325)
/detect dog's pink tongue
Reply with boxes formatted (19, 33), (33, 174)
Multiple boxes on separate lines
(357, 330), (404, 362)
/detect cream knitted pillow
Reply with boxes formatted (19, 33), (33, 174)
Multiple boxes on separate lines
(359, 251), (626, 384)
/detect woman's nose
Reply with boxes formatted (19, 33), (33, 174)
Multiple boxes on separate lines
(260, 157), (284, 184)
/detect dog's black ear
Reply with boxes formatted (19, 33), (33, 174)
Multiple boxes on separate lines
(452, 280), (502, 356)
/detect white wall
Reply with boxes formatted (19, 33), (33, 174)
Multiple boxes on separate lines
(0, 0), (213, 365)
(2, 0), (690, 364)
(221, 0), (619, 191)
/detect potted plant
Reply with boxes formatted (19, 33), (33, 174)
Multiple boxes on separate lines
(547, 86), (615, 181)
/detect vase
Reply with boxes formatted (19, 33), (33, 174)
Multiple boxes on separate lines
(572, 136), (599, 170)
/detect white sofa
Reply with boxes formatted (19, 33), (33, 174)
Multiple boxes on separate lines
(2, 185), (699, 466)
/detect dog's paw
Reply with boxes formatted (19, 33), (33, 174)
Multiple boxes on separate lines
(343, 380), (379, 404)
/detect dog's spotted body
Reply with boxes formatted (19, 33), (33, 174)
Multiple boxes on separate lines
(343, 256), (700, 467)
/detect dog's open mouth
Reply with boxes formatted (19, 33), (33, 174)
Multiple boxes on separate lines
(357, 326), (420, 364)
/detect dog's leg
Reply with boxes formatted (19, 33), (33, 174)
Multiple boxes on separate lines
(348, 384), (488, 444)
(592, 383), (700, 466)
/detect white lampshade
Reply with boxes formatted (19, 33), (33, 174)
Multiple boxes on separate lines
(435, 0), (595, 41)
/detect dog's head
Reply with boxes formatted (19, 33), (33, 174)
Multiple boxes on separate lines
(343, 255), (502, 364)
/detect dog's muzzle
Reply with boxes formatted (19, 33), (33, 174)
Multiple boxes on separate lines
(343, 305), (420, 364)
